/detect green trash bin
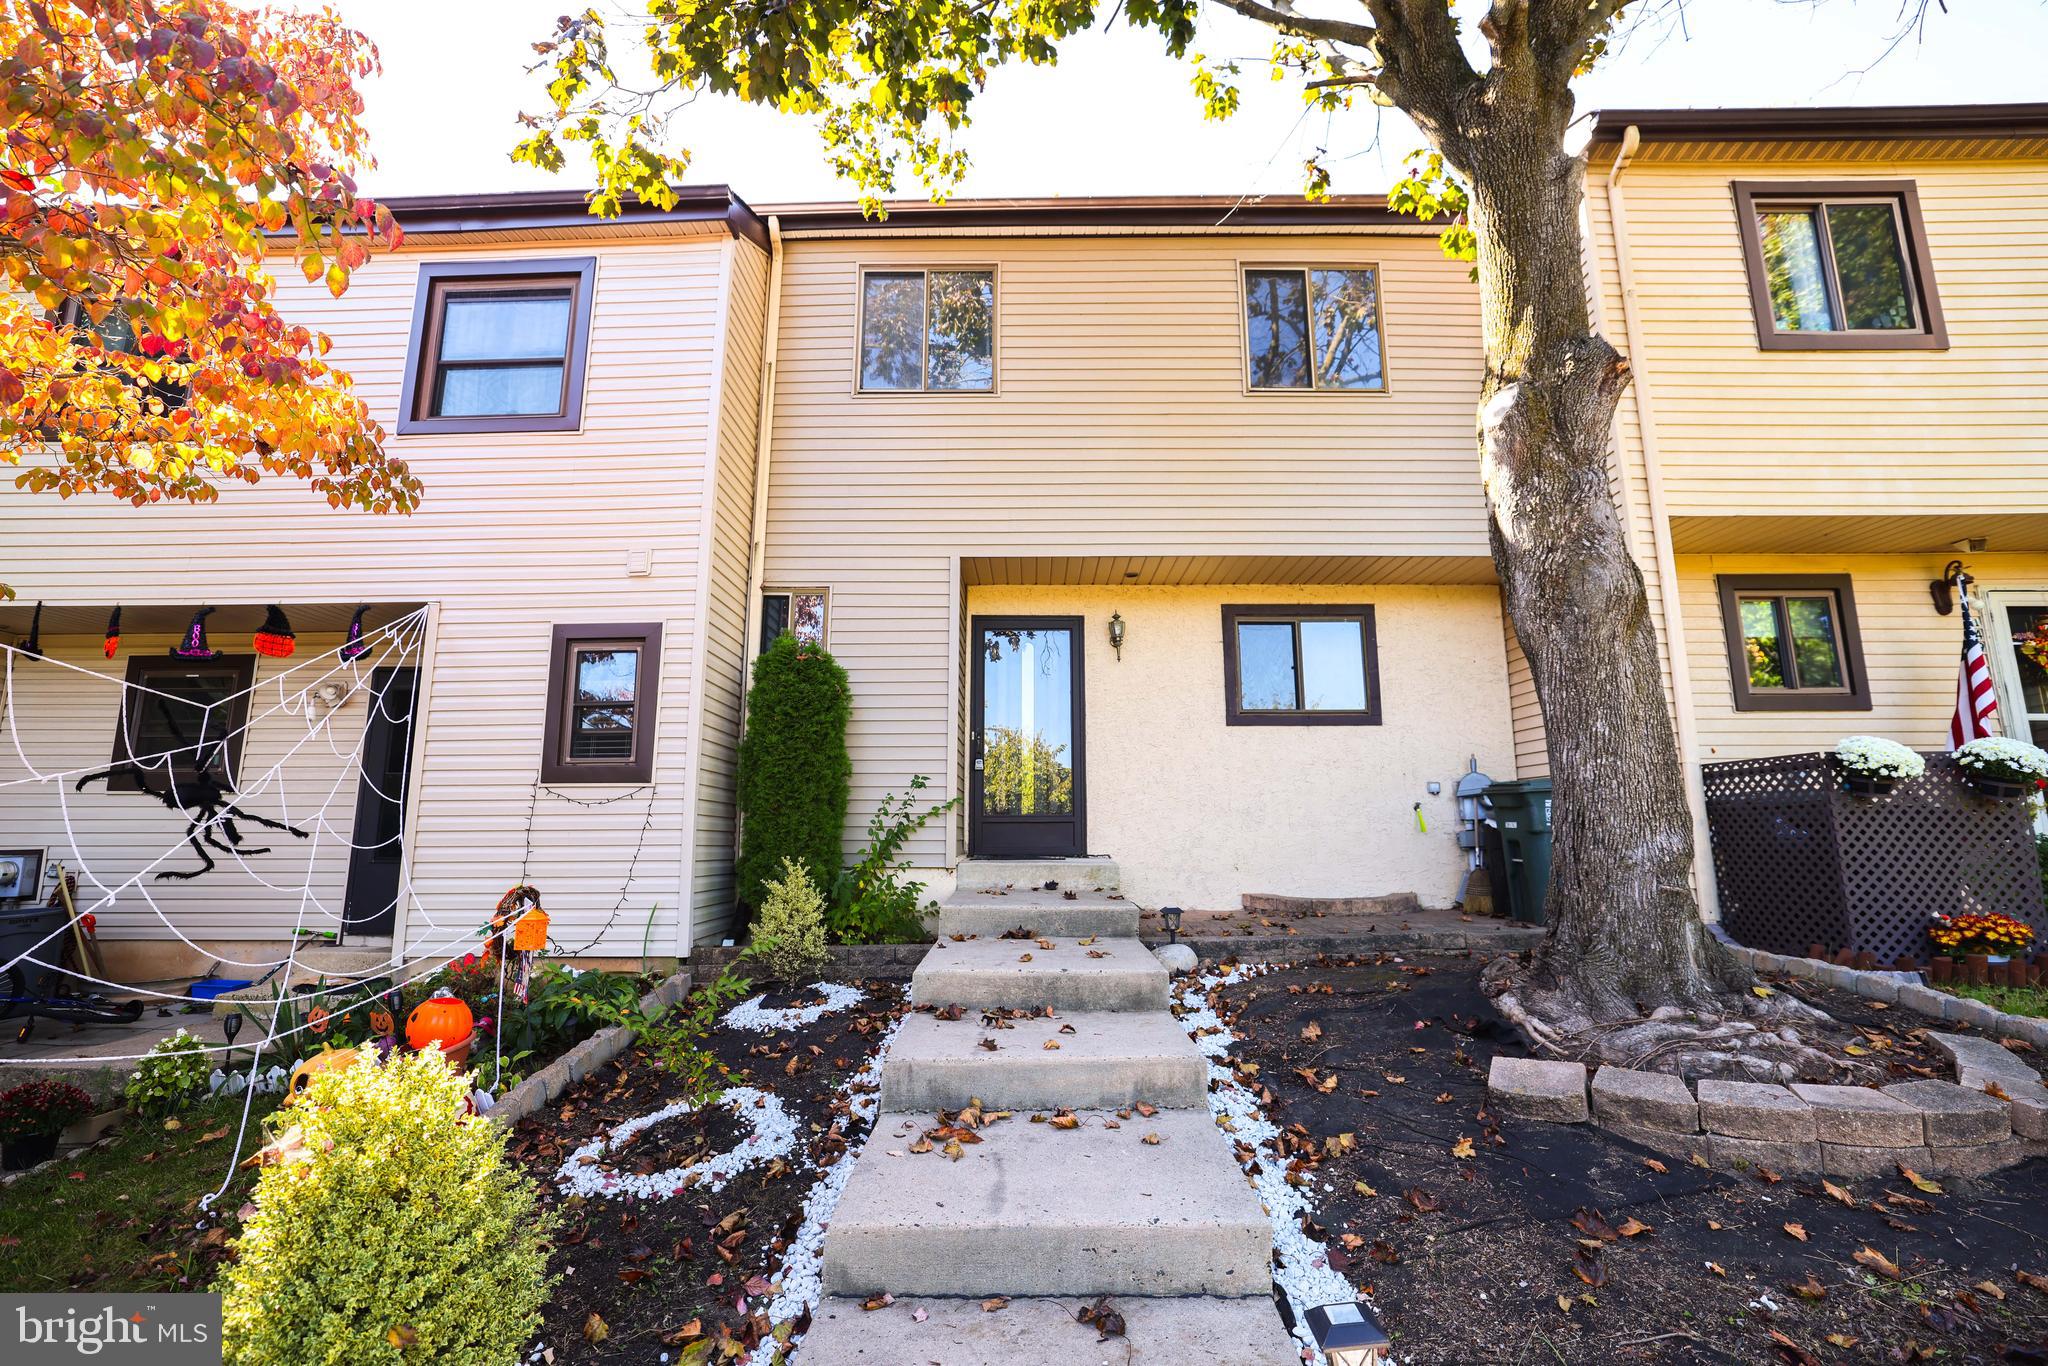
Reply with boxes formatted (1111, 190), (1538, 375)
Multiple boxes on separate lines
(1486, 778), (1554, 925)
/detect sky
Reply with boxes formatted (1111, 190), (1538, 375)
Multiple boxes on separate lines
(327, 0), (2048, 205)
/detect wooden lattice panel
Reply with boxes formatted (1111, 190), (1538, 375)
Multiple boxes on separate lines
(1702, 752), (2046, 964)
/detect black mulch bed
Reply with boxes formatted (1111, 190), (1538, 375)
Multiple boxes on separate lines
(1201, 954), (2048, 1365)
(509, 981), (907, 1364)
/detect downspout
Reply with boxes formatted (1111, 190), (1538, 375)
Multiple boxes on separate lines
(1604, 126), (1723, 918)
(736, 215), (785, 846)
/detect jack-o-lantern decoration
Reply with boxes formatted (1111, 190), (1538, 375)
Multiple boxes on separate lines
(307, 1005), (330, 1036)
(285, 1047), (359, 1105)
(368, 1005), (396, 1038)
(406, 995), (474, 1054)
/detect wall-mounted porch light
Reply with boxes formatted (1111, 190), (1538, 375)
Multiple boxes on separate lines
(1931, 559), (1970, 616)
(1159, 905), (1182, 944)
(1108, 611), (1126, 660)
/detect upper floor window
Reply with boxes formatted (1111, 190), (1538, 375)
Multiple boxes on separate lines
(1243, 265), (1386, 392)
(399, 257), (597, 434)
(858, 268), (995, 392)
(1716, 575), (1872, 712)
(55, 299), (188, 410)
(1732, 182), (1946, 351)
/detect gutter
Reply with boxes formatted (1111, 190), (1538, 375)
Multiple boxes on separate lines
(1603, 126), (1723, 919)
(736, 214), (786, 776)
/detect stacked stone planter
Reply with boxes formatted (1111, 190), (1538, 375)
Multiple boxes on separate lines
(1489, 1055), (2046, 1178)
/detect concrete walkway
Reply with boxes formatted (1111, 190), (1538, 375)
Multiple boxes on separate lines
(797, 858), (1296, 1364)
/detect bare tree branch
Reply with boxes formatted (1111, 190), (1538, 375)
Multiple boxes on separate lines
(1206, 0), (1379, 49)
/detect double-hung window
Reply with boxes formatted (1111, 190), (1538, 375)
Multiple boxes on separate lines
(1222, 606), (1382, 726)
(401, 258), (597, 433)
(541, 624), (661, 783)
(857, 268), (995, 392)
(1733, 182), (1945, 350)
(1717, 576), (1871, 712)
(1242, 265), (1386, 391)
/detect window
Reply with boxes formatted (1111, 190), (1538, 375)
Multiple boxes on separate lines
(758, 590), (827, 655)
(1732, 182), (1945, 350)
(857, 268), (995, 392)
(1717, 576), (1871, 712)
(1243, 265), (1386, 391)
(1221, 605), (1382, 726)
(399, 258), (596, 434)
(111, 657), (256, 790)
(541, 624), (661, 783)
(54, 299), (188, 410)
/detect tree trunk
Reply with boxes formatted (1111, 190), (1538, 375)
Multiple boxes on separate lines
(1462, 141), (1741, 1021)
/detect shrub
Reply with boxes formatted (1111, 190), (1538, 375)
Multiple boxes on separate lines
(0, 1079), (93, 1141)
(829, 775), (960, 944)
(737, 633), (851, 913)
(753, 857), (830, 983)
(219, 1049), (552, 1366)
(125, 1028), (213, 1116)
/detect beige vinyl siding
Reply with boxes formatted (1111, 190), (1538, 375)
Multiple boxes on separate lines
(689, 239), (771, 944)
(1502, 611), (1548, 778)
(0, 237), (738, 955)
(1590, 149), (2048, 520)
(1681, 552), (2048, 763)
(764, 231), (1491, 864)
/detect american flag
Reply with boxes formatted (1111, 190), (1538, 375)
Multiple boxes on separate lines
(1950, 589), (2000, 747)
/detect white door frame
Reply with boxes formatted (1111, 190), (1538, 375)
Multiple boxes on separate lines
(1980, 585), (2048, 833)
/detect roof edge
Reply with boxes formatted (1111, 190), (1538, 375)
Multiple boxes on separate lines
(758, 193), (1415, 232)
(370, 185), (770, 250)
(1589, 103), (2048, 145)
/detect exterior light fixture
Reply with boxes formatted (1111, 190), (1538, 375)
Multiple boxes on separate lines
(1160, 905), (1182, 944)
(1931, 559), (1969, 616)
(1108, 611), (1126, 660)
(221, 1011), (242, 1045)
(1305, 1301), (1392, 1366)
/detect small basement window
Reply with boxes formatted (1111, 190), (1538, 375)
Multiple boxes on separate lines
(1242, 265), (1386, 391)
(112, 657), (256, 789)
(1221, 605), (1382, 725)
(541, 624), (661, 783)
(400, 258), (596, 434)
(759, 590), (827, 654)
(1732, 182), (1945, 350)
(857, 269), (995, 392)
(1717, 576), (1872, 712)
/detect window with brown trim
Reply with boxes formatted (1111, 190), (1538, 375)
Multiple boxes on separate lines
(1717, 576), (1872, 712)
(399, 258), (596, 434)
(541, 624), (661, 783)
(758, 589), (827, 655)
(1242, 265), (1387, 391)
(111, 656), (257, 791)
(1221, 605), (1382, 726)
(856, 268), (995, 392)
(1732, 181), (1945, 350)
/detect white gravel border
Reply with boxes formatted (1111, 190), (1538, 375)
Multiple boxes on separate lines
(1175, 963), (1372, 1366)
(553, 1085), (796, 1200)
(723, 982), (868, 1033)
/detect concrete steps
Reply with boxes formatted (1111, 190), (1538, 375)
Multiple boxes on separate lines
(954, 857), (1120, 894)
(822, 1107), (1271, 1298)
(912, 937), (1167, 1014)
(931, 890), (1139, 940)
(880, 1009), (1209, 1113)
(796, 1293), (1299, 1364)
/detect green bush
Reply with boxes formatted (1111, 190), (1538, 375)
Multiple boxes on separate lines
(219, 1049), (552, 1366)
(753, 857), (830, 983)
(125, 1028), (213, 1116)
(829, 776), (959, 944)
(737, 633), (851, 914)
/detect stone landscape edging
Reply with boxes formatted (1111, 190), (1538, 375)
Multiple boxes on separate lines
(490, 969), (692, 1127)
(1484, 943), (2048, 1177)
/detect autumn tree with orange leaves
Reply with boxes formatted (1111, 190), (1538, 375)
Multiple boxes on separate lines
(0, 0), (419, 547)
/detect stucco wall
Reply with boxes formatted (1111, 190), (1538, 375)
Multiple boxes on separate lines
(965, 583), (1516, 910)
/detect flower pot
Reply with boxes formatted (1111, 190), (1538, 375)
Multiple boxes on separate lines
(1964, 772), (2031, 802)
(0, 1130), (58, 1171)
(1839, 772), (1897, 797)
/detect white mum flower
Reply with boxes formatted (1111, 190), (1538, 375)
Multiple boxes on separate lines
(1833, 735), (1925, 780)
(1952, 735), (2048, 779)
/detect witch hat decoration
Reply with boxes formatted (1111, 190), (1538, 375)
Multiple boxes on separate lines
(253, 605), (297, 659)
(170, 606), (220, 660)
(19, 601), (43, 659)
(339, 605), (371, 662)
(103, 606), (121, 659)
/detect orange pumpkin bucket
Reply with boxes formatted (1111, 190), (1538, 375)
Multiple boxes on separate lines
(406, 995), (474, 1054)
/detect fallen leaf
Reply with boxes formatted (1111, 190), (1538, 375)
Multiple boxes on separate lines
(1616, 1217), (1653, 1238)
(1403, 1187), (1441, 1213)
(660, 1319), (703, 1345)
(911, 1308), (928, 1323)
(1821, 1180), (1857, 1208)
(1301, 1021), (1323, 1041)
(1556, 1294), (1573, 1314)
(2017, 1269), (2048, 1295)
(1767, 1328), (1820, 1365)
(1706, 1261), (1726, 1277)
(1142, 1132), (1162, 1145)
(1755, 1166), (1781, 1185)
(1788, 1274), (1827, 1300)
(1898, 1165), (1943, 1194)
(1853, 1246), (1903, 1280)
(1042, 1040), (1061, 1051)
(582, 1313), (610, 1344)
(1018, 953), (1032, 962)
(1451, 1136), (1475, 1159)
(1783, 1222), (1808, 1242)
(1825, 1334), (1858, 1349)
(1974, 1280), (2005, 1301)
(1641, 1157), (1668, 1174)
(862, 1294), (895, 1311)
(1135, 1103), (1157, 1117)
(1354, 1180), (1377, 1197)
(980, 1297), (1008, 1313)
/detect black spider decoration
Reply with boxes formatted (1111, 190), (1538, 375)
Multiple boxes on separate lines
(74, 700), (309, 881)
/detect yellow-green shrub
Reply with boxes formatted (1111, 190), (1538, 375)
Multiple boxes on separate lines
(219, 1048), (553, 1366)
(753, 856), (830, 983)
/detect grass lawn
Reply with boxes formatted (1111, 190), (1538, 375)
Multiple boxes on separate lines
(1942, 981), (2048, 1019)
(0, 1094), (278, 1293)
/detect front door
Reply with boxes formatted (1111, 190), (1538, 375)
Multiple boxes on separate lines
(342, 667), (418, 938)
(969, 617), (1086, 857)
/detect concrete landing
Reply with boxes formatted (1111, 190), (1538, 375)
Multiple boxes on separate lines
(795, 1293), (1298, 1365)
(823, 1107), (1271, 1298)
(881, 1009), (1209, 1112)
(955, 857), (1121, 894)
(932, 891), (1140, 940)
(912, 937), (1168, 1013)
